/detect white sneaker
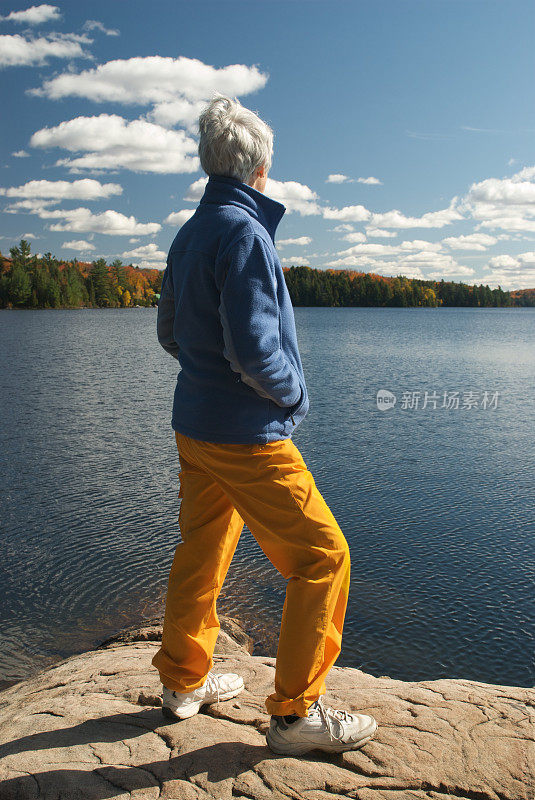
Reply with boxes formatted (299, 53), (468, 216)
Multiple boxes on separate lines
(266, 696), (377, 755)
(162, 671), (244, 720)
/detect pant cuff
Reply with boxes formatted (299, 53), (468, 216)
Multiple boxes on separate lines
(151, 651), (210, 693)
(265, 690), (325, 718)
(159, 675), (208, 693)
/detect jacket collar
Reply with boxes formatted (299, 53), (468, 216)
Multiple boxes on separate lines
(199, 174), (286, 244)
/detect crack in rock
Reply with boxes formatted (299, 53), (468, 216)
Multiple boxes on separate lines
(0, 620), (532, 800)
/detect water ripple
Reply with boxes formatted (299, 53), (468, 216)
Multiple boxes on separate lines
(0, 307), (533, 687)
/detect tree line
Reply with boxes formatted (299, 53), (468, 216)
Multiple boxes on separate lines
(284, 266), (527, 307)
(0, 241), (161, 309)
(0, 241), (533, 310)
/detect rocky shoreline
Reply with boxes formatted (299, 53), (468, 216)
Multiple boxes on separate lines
(0, 617), (533, 799)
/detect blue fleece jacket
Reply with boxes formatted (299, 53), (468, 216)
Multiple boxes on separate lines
(157, 173), (309, 444)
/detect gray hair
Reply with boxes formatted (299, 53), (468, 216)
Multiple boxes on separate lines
(198, 93), (273, 184)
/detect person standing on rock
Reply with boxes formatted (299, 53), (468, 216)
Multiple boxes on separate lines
(152, 93), (378, 755)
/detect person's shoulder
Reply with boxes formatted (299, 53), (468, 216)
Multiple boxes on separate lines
(219, 213), (272, 260)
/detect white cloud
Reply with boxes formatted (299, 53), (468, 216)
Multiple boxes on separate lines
(477, 217), (535, 233)
(30, 114), (199, 174)
(12, 150), (29, 158)
(331, 239), (442, 259)
(482, 272), (534, 290)
(323, 255), (426, 279)
(357, 176), (382, 185)
(324, 248), (473, 279)
(369, 197), (463, 229)
(400, 240), (443, 252)
(326, 174), (382, 186)
(322, 237), (475, 280)
(442, 233), (498, 251)
(332, 224), (354, 232)
(184, 177), (208, 201)
(466, 176), (535, 205)
(149, 98), (208, 130)
(341, 232), (367, 243)
(479, 252), (535, 289)
(332, 242), (398, 257)
(34, 207), (161, 236)
(1, 4), (61, 25)
(0, 32), (89, 67)
(459, 165), (535, 232)
(322, 204), (371, 222)
(398, 251), (473, 274)
(266, 178), (321, 215)
(62, 239), (95, 252)
(515, 251), (535, 265)
(0, 232), (38, 240)
(365, 228), (397, 238)
(488, 251), (535, 270)
(0, 178), (122, 200)
(487, 254), (520, 269)
(511, 166), (535, 182)
(325, 198), (462, 229)
(277, 236), (312, 246)
(31, 55), (268, 131)
(424, 267), (475, 279)
(4, 198), (56, 214)
(164, 209), (196, 226)
(121, 243), (166, 261)
(326, 174), (353, 184)
(83, 20), (119, 37)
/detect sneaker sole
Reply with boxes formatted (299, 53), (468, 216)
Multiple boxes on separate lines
(161, 683), (244, 721)
(265, 718), (377, 755)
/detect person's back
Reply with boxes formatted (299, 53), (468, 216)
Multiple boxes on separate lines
(151, 93), (378, 756)
(158, 173), (309, 443)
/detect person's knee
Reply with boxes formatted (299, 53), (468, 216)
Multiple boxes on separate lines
(327, 533), (351, 599)
(304, 528), (350, 580)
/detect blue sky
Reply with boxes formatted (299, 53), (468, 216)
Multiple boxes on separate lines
(1, 0), (534, 289)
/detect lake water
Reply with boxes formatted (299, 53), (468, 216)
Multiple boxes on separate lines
(0, 307), (533, 689)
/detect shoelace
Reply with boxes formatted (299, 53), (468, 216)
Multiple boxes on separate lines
(204, 671), (221, 705)
(313, 696), (353, 742)
(170, 671), (221, 704)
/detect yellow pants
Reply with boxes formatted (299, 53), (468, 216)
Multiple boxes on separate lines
(151, 431), (351, 717)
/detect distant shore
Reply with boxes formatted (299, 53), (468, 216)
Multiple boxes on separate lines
(2, 241), (534, 309)
(1, 304), (532, 311)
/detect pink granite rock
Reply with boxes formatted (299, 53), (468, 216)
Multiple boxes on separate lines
(0, 617), (533, 799)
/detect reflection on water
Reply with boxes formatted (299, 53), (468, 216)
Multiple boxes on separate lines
(0, 307), (533, 687)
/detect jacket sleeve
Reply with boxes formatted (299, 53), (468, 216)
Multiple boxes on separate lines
(218, 233), (302, 408)
(157, 262), (179, 360)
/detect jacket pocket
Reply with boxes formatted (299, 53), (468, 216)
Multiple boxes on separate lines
(285, 379), (307, 425)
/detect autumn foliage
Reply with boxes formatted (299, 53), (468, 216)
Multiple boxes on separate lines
(0, 241), (162, 309)
(0, 241), (532, 310)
